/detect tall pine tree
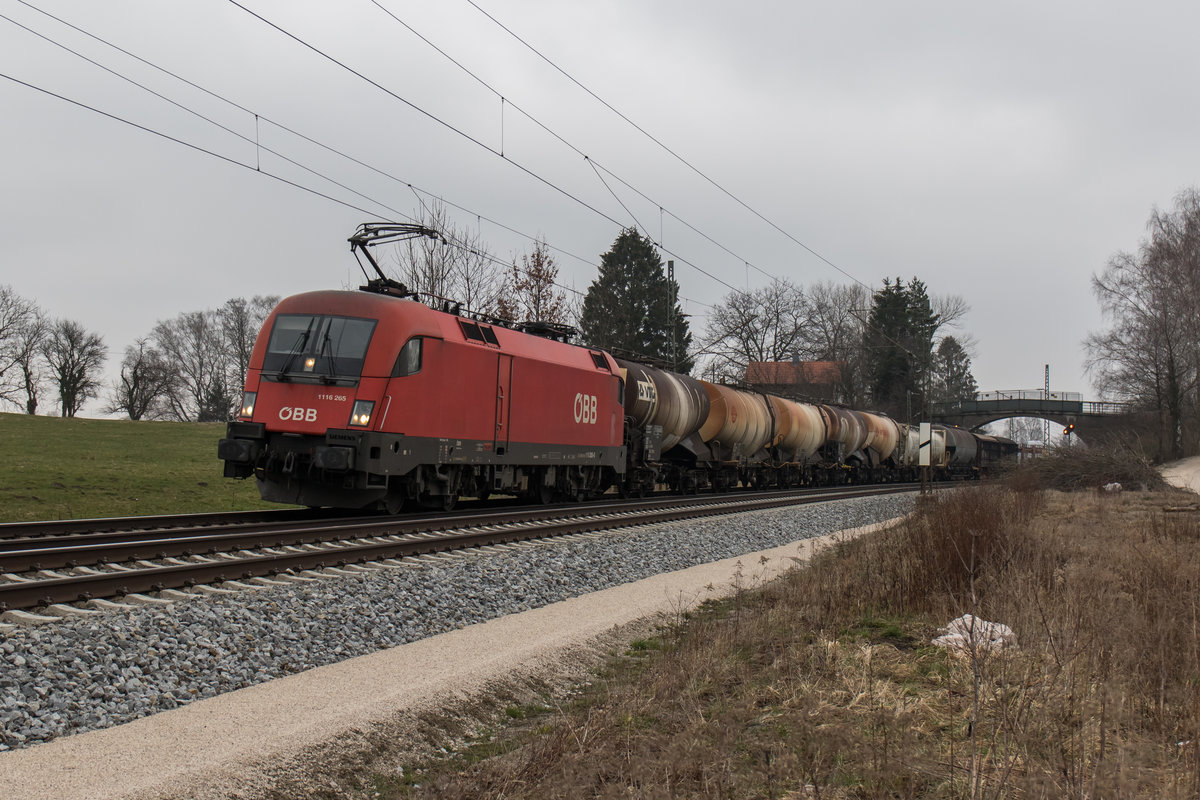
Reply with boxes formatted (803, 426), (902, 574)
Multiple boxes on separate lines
(580, 229), (693, 372)
(865, 277), (938, 418)
(931, 335), (978, 403)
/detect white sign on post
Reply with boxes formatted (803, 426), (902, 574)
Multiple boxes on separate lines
(918, 422), (932, 467)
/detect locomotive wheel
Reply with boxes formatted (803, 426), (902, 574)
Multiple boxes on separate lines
(384, 494), (405, 515)
(538, 482), (554, 505)
(441, 493), (458, 511)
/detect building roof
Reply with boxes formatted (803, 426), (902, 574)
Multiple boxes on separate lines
(744, 360), (842, 386)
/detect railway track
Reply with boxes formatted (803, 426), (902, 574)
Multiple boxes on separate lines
(0, 484), (921, 615)
(0, 507), (349, 540)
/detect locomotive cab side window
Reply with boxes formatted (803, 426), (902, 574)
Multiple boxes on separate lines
(393, 337), (423, 377)
(263, 313), (377, 379)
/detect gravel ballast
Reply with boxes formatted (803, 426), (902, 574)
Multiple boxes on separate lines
(0, 494), (912, 751)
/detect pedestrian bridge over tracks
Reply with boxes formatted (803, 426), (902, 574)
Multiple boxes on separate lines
(929, 390), (1132, 439)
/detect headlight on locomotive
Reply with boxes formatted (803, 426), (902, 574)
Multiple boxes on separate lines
(349, 399), (374, 427)
(238, 391), (256, 420)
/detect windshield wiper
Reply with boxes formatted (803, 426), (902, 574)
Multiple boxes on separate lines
(277, 318), (316, 379)
(317, 330), (337, 383)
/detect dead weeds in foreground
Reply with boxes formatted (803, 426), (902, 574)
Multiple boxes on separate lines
(379, 486), (1200, 799)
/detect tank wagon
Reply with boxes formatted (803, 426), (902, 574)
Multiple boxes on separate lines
(219, 284), (1017, 511)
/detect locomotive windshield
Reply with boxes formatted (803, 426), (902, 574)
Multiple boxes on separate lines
(263, 314), (377, 380)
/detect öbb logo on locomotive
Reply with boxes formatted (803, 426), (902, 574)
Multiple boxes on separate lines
(278, 407), (318, 422)
(573, 393), (598, 424)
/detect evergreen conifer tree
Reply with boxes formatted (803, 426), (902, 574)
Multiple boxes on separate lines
(865, 277), (938, 417)
(932, 335), (978, 403)
(580, 229), (693, 372)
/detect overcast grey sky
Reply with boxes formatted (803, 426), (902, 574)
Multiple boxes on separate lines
(3, 0), (1198, 415)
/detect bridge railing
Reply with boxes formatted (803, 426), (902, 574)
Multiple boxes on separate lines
(1082, 401), (1133, 415)
(977, 389), (1083, 402)
(930, 392), (1134, 418)
(933, 398), (1084, 416)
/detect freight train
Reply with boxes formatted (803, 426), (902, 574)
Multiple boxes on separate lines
(218, 280), (1016, 512)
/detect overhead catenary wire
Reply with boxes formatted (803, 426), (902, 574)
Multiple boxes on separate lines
(11, 0), (603, 276)
(12, 0), (736, 311)
(463, 0), (872, 292)
(224, 0), (630, 234)
(6, 4), (710, 319)
(7, 0), (731, 337)
(1, 66), (715, 363)
(0, 70), (385, 221)
(0, 12), (716, 322)
(0, 9), (434, 225)
(364, 0), (762, 293)
(223, 0), (746, 301)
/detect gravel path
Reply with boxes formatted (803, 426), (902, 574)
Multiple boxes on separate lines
(0, 494), (911, 754)
(1161, 455), (1200, 494)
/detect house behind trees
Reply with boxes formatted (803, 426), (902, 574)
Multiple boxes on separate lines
(744, 359), (844, 403)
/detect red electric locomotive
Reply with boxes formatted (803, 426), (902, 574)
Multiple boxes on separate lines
(218, 283), (626, 512)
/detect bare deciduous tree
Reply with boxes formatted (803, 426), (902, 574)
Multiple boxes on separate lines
(804, 282), (871, 405)
(152, 310), (226, 422)
(387, 203), (505, 315)
(932, 293), (971, 331)
(105, 338), (177, 420)
(449, 227), (506, 316)
(699, 279), (811, 382)
(13, 309), (49, 415)
(495, 239), (570, 325)
(219, 295), (278, 390)
(1086, 188), (1200, 457)
(0, 286), (48, 413)
(42, 319), (106, 417)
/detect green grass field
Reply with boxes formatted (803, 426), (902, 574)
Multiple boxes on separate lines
(0, 412), (282, 522)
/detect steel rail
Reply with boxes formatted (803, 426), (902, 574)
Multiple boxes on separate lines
(0, 484), (916, 612)
(0, 484), (908, 563)
(0, 508), (327, 539)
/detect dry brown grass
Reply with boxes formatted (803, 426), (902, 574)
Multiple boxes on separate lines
(1009, 439), (1169, 493)
(376, 485), (1200, 799)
